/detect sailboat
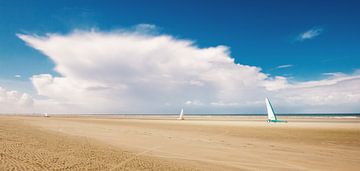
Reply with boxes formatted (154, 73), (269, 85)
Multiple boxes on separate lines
(178, 108), (184, 120)
(265, 98), (287, 123)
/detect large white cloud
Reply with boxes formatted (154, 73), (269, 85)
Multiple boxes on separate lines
(16, 28), (360, 114)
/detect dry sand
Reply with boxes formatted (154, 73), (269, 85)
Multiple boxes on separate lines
(1, 115), (359, 170)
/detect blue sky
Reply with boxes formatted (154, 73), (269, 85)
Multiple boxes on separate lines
(1, 0), (360, 113)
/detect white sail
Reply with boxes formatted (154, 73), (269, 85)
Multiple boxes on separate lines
(178, 108), (184, 120)
(265, 98), (277, 121)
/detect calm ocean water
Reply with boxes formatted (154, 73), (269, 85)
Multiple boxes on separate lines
(3, 113), (359, 118)
(97, 113), (360, 117)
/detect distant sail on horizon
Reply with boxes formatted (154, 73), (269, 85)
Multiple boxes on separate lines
(265, 98), (277, 121)
(178, 108), (184, 120)
(265, 98), (287, 123)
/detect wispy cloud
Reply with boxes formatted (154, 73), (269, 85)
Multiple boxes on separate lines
(14, 75), (21, 78)
(276, 64), (293, 69)
(133, 23), (158, 34)
(297, 28), (323, 41)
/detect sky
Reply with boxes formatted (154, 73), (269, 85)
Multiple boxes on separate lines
(0, 0), (359, 114)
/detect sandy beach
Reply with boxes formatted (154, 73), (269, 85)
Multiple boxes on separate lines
(1, 115), (359, 170)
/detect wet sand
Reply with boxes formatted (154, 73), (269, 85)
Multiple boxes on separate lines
(1, 115), (359, 170)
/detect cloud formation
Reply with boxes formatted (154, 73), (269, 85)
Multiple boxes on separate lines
(297, 28), (323, 41)
(276, 64), (293, 69)
(16, 28), (360, 114)
(0, 86), (33, 113)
